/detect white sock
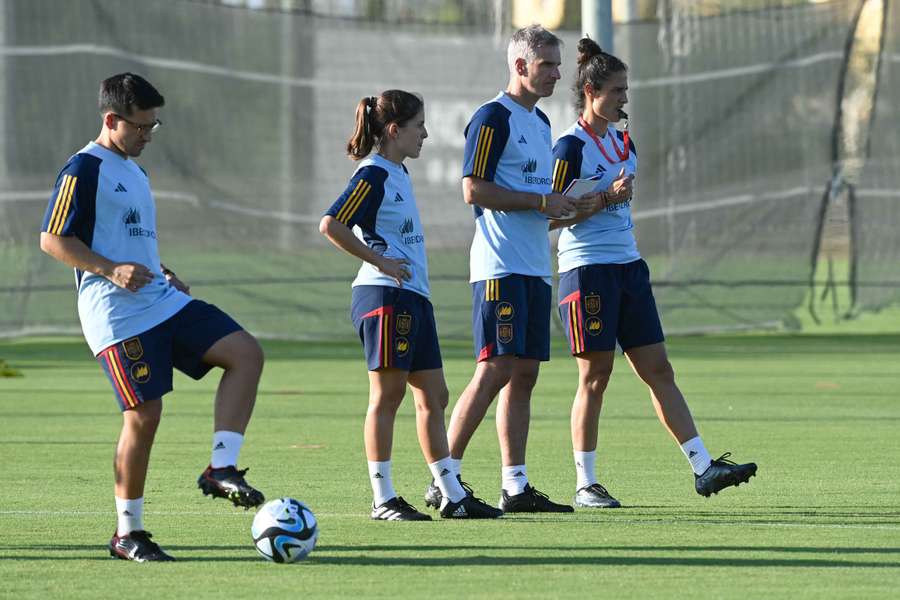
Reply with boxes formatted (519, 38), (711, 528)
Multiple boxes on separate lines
(368, 460), (396, 507)
(501, 465), (529, 496)
(450, 458), (462, 477)
(574, 450), (598, 491)
(210, 430), (244, 468)
(429, 457), (466, 503)
(681, 436), (712, 475)
(115, 496), (144, 536)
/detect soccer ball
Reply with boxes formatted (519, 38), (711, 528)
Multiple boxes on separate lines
(251, 497), (318, 563)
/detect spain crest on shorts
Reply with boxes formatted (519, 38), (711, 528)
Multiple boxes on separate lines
(585, 317), (603, 336)
(130, 361), (151, 383)
(396, 314), (412, 336)
(497, 323), (514, 344)
(123, 337), (144, 360)
(395, 336), (410, 357)
(584, 295), (601, 315)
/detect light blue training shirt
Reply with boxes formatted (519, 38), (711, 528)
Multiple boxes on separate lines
(326, 153), (431, 299)
(41, 142), (191, 354)
(552, 120), (640, 272)
(462, 92), (554, 283)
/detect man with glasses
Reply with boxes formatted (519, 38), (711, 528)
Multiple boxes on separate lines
(40, 73), (267, 562)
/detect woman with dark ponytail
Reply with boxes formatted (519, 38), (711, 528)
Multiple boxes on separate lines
(551, 38), (758, 509)
(320, 91), (501, 521)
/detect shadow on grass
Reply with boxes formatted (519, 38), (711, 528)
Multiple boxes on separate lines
(4, 408), (900, 426)
(4, 542), (900, 567)
(5, 334), (900, 365)
(306, 554), (900, 568)
(616, 507), (900, 517)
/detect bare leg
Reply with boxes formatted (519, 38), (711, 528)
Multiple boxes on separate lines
(496, 358), (539, 467)
(201, 330), (264, 433)
(365, 368), (408, 461)
(571, 351), (615, 452)
(406, 368), (451, 463)
(625, 342), (699, 444)
(114, 399), (162, 499)
(447, 355), (514, 459)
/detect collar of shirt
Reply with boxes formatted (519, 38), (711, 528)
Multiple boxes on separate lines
(496, 91), (537, 115)
(370, 152), (407, 177)
(85, 141), (132, 164)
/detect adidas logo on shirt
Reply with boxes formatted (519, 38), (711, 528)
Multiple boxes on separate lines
(394, 193), (405, 203)
(115, 183), (127, 192)
(518, 135), (527, 144)
(595, 164), (606, 175)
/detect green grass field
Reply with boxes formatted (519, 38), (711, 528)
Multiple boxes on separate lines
(1, 334), (899, 598)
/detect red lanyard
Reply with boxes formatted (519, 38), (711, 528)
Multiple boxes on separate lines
(578, 117), (629, 163)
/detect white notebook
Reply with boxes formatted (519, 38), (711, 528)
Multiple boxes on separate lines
(562, 176), (605, 198)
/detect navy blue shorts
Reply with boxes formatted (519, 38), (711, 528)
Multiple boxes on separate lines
(96, 300), (243, 411)
(558, 260), (665, 354)
(351, 285), (442, 372)
(472, 275), (552, 362)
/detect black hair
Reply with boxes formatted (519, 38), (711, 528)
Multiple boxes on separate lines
(98, 72), (165, 115)
(571, 37), (627, 113)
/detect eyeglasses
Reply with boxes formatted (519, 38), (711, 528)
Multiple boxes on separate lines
(114, 114), (162, 134)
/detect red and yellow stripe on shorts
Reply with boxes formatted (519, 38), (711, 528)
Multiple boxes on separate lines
(361, 305), (395, 369)
(99, 345), (143, 410)
(559, 290), (585, 354)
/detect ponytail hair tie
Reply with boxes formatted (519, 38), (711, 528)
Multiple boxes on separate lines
(366, 96), (378, 111)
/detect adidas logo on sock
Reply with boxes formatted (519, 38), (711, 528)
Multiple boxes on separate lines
(518, 135), (527, 144)
(513, 471), (525, 477)
(372, 473), (384, 479)
(689, 450), (697, 458)
(439, 468), (451, 476)
(213, 441), (226, 450)
(576, 462), (583, 467)
(122, 510), (134, 516)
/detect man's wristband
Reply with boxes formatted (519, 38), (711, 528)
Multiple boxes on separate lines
(538, 194), (547, 213)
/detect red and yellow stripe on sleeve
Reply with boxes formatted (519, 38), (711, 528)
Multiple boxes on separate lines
(47, 174), (78, 234)
(336, 179), (372, 224)
(552, 159), (569, 193)
(472, 125), (495, 179)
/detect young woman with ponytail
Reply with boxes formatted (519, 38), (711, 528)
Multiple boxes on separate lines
(319, 90), (501, 521)
(551, 39), (758, 508)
